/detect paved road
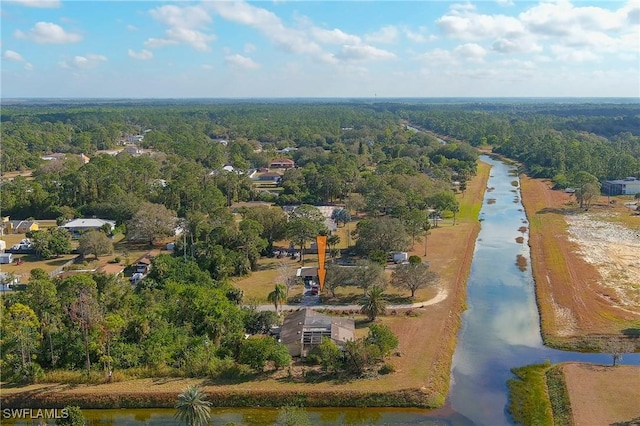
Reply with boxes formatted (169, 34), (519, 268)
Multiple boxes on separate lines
(255, 287), (448, 312)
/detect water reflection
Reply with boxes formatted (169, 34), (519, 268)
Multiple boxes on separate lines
(449, 156), (639, 426)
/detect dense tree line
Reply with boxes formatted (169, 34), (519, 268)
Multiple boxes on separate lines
(0, 259), (293, 383)
(400, 103), (640, 182)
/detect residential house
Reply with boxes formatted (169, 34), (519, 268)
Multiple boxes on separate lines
(41, 153), (67, 161)
(125, 146), (142, 155)
(60, 218), (116, 237)
(602, 177), (640, 196)
(269, 158), (295, 169)
(279, 309), (355, 357)
(133, 257), (152, 274)
(1, 217), (39, 234)
(0, 272), (20, 290)
(255, 172), (282, 183)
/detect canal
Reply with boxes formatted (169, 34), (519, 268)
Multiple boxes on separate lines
(16, 156), (639, 425)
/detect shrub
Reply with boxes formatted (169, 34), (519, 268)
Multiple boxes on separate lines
(378, 363), (395, 375)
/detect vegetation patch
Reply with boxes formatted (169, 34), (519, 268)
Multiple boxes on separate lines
(507, 362), (554, 426)
(516, 254), (528, 272)
(545, 365), (572, 425)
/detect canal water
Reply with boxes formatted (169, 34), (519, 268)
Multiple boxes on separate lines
(13, 156), (638, 425)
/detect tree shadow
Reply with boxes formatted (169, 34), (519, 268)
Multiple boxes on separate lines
(621, 328), (640, 338)
(536, 207), (570, 215)
(610, 416), (640, 426)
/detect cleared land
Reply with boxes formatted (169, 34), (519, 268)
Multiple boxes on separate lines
(562, 363), (640, 426)
(0, 161), (491, 410)
(520, 176), (640, 344)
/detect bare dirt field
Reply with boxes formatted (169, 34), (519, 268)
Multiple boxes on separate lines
(520, 177), (640, 342)
(562, 363), (640, 426)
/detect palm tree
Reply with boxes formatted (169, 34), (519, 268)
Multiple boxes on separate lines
(360, 286), (387, 321)
(175, 385), (212, 426)
(267, 283), (288, 313)
(422, 219), (432, 257)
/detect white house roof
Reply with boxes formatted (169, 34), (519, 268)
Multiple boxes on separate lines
(61, 218), (116, 229)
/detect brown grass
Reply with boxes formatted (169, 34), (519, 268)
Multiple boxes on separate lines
(562, 363), (640, 426)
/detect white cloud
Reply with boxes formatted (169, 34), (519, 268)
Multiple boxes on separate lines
(225, 54), (261, 70)
(437, 9), (525, 41)
(519, 1), (627, 36)
(491, 37), (542, 54)
(127, 25), (138, 32)
(311, 27), (361, 45)
(403, 26), (437, 43)
(59, 54), (107, 69)
(496, 0), (514, 6)
(365, 25), (399, 44)
(435, 0), (637, 62)
(144, 38), (178, 49)
(201, 64), (214, 70)
(210, 1), (331, 62)
(150, 4), (212, 29)
(550, 45), (600, 62)
(14, 22), (82, 44)
(146, 4), (215, 51)
(4, 50), (25, 62)
(244, 43), (256, 53)
(417, 48), (455, 65)
(128, 49), (153, 60)
(417, 42), (487, 66)
(3, 50), (33, 70)
(5, 0), (60, 8)
(454, 43), (486, 62)
(334, 45), (397, 62)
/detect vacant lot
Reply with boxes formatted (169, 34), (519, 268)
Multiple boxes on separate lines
(520, 176), (640, 344)
(563, 363), (640, 426)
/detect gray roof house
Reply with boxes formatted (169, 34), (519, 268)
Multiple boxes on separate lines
(602, 177), (640, 196)
(279, 309), (355, 357)
(60, 218), (116, 236)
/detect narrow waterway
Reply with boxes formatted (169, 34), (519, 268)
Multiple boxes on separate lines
(446, 155), (639, 425)
(31, 156), (638, 425)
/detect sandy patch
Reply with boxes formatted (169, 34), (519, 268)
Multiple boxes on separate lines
(566, 213), (640, 312)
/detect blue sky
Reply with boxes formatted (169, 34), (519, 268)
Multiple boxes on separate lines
(1, 0), (639, 98)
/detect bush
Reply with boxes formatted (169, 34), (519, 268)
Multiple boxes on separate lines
(368, 250), (387, 266)
(213, 357), (251, 380)
(312, 337), (343, 373)
(378, 363), (395, 375)
(367, 323), (399, 358)
(56, 406), (86, 426)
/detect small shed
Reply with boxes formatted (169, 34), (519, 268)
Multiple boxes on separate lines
(0, 253), (14, 264)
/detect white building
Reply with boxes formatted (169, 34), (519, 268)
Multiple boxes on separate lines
(602, 177), (640, 196)
(60, 218), (116, 237)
